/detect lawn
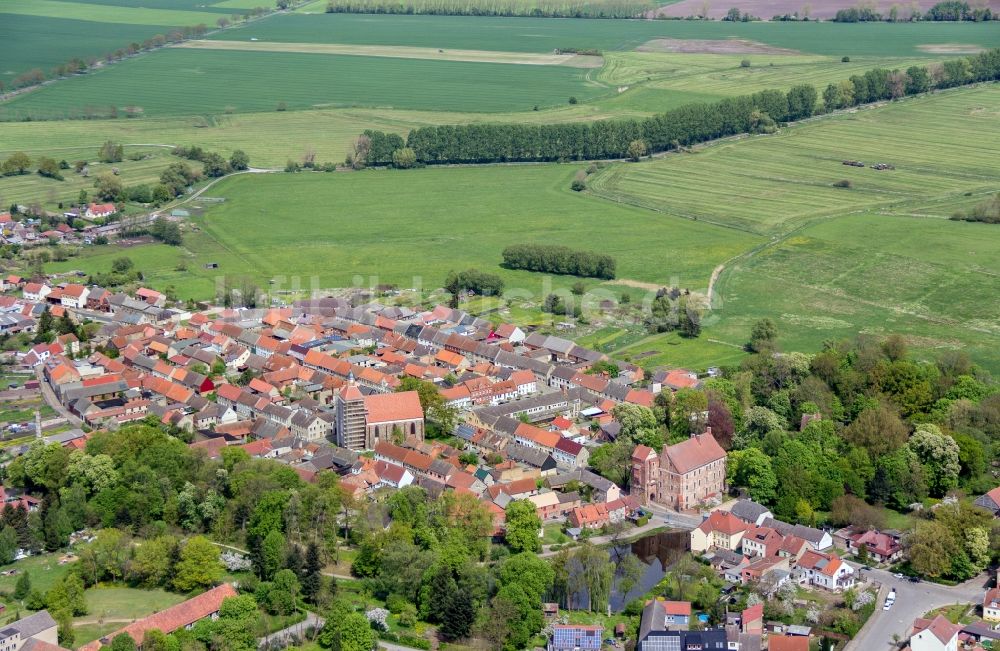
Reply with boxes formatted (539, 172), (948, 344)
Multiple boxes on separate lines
(46, 164), (759, 301)
(71, 586), (189, 646)
(207, 13), (1000, 57)
(0, 552), (76, 596)
(0, 48), (610, 120)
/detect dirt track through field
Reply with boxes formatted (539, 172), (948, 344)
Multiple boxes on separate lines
(176, 39), (604, 67)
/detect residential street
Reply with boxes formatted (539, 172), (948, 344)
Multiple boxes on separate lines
(845, 567), (989, 650)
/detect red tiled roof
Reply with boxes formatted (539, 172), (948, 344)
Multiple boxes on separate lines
(661, 600), (692, 616)
(663, 432), (725, 474)
(768, 635), (809, 651)
(913, 615), (961, 645)
(364, 391), (423, 423)
(631, 444), (655, 461)
(697, 511), (747, 537)
(87, 584), (238, 649)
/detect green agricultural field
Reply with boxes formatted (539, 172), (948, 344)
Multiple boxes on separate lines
(0, 48), (609, 120)
(209, 13), (1000, 56)
(588, 85), (1000, 235)
(56, 0), (237, 11)
(46, 164), (760, 300)
(0, 0), (226, 25)
(0, 15), (174, 87)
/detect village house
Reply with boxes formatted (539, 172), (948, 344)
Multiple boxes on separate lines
(85, 202), (117, 219)
(0, 610), (66, 651)
(907, 615), (960, 651)
(984, 588), (1000, 623)
(973, 486), (1000, 516)
(79, 584), (238, 650)
(793, 549), (855, 591)
(548, 625), (603, 651)
(848, 529), (903, 564)
(690, 511), (748, 553)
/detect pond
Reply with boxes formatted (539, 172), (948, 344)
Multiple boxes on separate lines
(608, 530), (689, 611)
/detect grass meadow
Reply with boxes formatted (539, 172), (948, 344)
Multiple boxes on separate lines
(588, 85), (1000, 234)
(46, 164), (760, 300)
(208, 13), (1000, 56)
(0, 146), (193, 210)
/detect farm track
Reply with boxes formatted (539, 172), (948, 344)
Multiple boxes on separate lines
(176, 39), (604, 67)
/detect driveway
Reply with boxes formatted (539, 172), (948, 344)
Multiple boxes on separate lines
(259, 611), (323, 648)
(846, 567), (989, 650)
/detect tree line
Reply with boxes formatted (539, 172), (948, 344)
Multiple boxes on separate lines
(325, 0), (652, 19)
(501, 244), (616, 279)
(357, 49), (1000, 165)
(834, 0), (994, 21)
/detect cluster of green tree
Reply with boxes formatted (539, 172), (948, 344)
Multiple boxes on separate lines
(723, 7), (759, 21)
(396, 376), (458, 436)
(715, 326), (1000, 534)
(501, 244), (616, 279)
(646, 287), (701, 338)
(88, 255), (142, 290)
(542, 293), (582, 318)
(835, 0), (993, 21)
(444, 269), (505, 304)
(159, 162), (202, 198)
(905, 501), (992, 580)
(361, 49), (1000, 165)
(0, 151), (70, 181)
(173, 146), (250, 177)
(30, 305), (82, 345)
(149, 218), (183, 246)
(324, 0), (651, 19)
(347, 131), (418, 169)
(951, 193), (1000, 224)
(99, 141), (124, 164)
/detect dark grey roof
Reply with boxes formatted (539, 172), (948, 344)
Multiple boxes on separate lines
(506, 444), (555, 470)
(9, 610), (57, 638)
(731, 499), (771, 523)
(761, 517), (827, 545)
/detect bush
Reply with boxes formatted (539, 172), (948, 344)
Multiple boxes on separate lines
(398, 634), (431, 650)
(842, 55), (851, 62)
(833, 179), (852, 188)
(568, 96), (578, 104)
(740, 59), (751, 68)
(571, 179), (586, 192)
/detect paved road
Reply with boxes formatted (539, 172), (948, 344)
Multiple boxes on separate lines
(846, 567), (989, 650)
(35, 367), (83, 427)
(259, 611), (323, 648)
